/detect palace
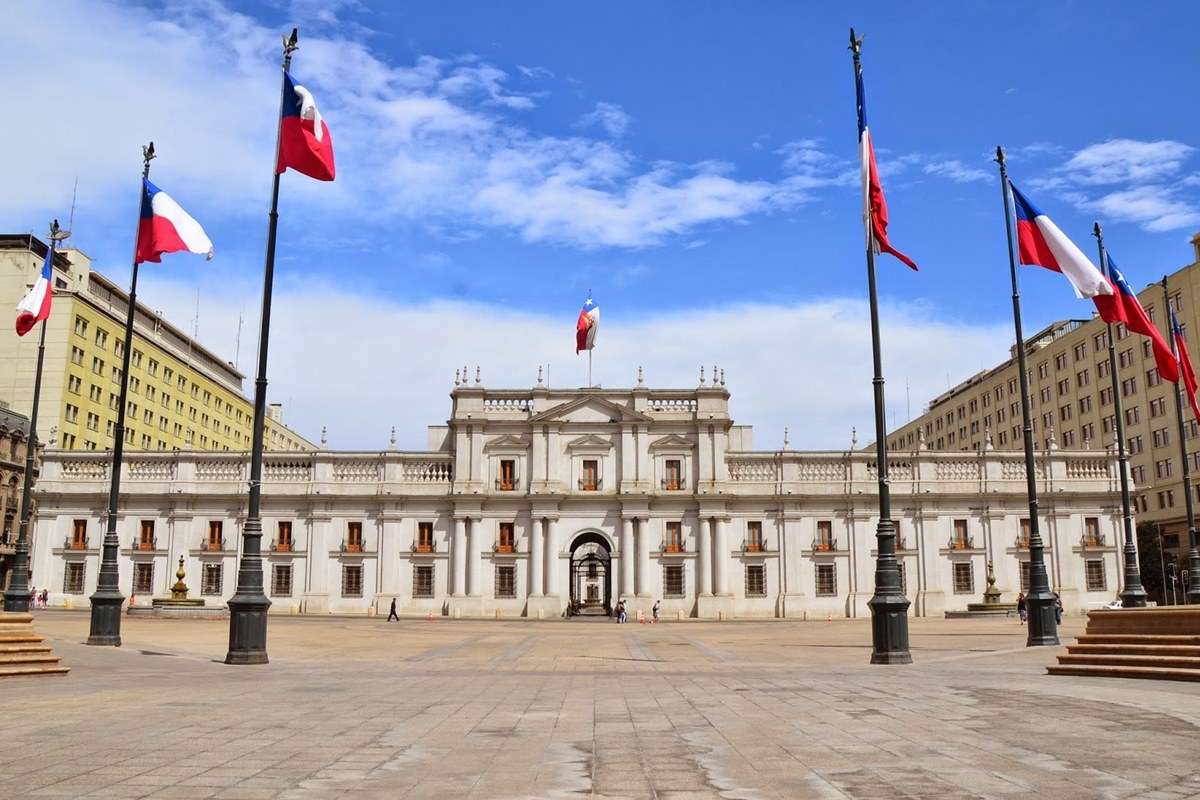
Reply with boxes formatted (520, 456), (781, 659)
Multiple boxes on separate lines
(31, 375), (1127, 618)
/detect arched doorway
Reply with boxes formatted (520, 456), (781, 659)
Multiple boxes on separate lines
(568, 532), (612, 616)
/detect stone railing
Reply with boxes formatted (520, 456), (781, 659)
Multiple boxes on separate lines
(60, 457), (109, 480)
(127, 459), (175, 481)
(647, 396), (698, 413)
(264, 457), (312, 482)
(724, 450), (1118, 495)
(483, 397), (532, 412)
(332, 459), (381, 482)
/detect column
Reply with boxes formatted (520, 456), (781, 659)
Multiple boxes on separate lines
(544, 518), (559, 595)
(528, 516), (543, 597)
(620, 517), (635, 598)
(636, 517), (652, 596)
(466, 518), (481, 596)
(698, 517), (713, 596)
(714, 517), (729, 595)
(452, 517), (466, 597)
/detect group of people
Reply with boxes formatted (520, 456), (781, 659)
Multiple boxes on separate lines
(613, 599), (660, 624)
(26, 587), (49, 608)
(1014, 592), (1065, 624)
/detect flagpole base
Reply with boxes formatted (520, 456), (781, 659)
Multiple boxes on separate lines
(86, 591), (125, 647)
(225, 594), (270, 665)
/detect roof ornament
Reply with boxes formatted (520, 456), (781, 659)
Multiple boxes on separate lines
(699, 365), (706, 386)
(720, 368), (726, 386)
(389, 426), (396, 450)
(918, 426), (928, 451)
(1048, 425), (1058, 451)
(320, 426), (328, 447)
(475, 366), (481, 386)
(783, 427), (790, 450)
(537, 365), (544, 386)
(984, 427), (994, 451)
(850, 426), (858, 451)
(637, 365), (644, 386)
(454, 368), (460, 387)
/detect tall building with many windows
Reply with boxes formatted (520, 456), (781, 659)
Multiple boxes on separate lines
(0, 235), (313, 453)
(885, 233), (1200, 575)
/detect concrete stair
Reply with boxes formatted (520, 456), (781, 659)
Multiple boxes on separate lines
(1047, 606), (1200, 683)
(0, 612), (69, 678)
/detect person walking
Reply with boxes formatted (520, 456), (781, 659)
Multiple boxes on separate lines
(652, 600), (660, 623)
(29, 586), (36, 608)
(387, 597), (399, 622)
(1053, 593), (1064, 625)
(1016, 592), (1027, 623)
(39, 589), (48, 608)
(616, 599), (627, 624)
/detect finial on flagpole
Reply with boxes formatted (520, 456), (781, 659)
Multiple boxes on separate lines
(1093, 221), (1103, 241)
(848, 27), (862, 55)
(993, 145), (1006, 167)
(142, 142), (155, 179)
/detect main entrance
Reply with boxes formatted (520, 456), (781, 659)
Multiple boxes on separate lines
(568, 532), (612, 616)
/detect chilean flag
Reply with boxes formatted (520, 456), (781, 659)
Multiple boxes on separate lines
(1092, 251), (1128, 325)
(855, 59), (916, 270)
(576, 297), (599, 353)
(1172, 309), (1200, 424)
(136, 178), (213, 264)
(1102, 254), (1179, 383)
(1009, 183), (1112, 300)
(277, 73), (335, 181)
(15, 237), (56, 336)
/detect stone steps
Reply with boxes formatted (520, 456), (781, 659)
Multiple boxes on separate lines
(1049, 607), (1200, 683)
(1047, 664), (1200, 682)
(0, 613), (69, 679)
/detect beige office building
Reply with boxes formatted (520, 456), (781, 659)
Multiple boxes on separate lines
(886, 233), (1200, 570)
(1, 235), (314, 454)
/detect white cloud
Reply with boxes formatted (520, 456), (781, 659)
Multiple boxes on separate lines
(0, 0), (797, 251)
(517, 65), (554, 80)
(576, 102), (631, 138)
(1061, 139), (1195, 185)
(138, 273), (1012, 451)
(923, 160), (988, 184)
(1084, 185), (1200, 233)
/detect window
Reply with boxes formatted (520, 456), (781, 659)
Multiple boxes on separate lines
(1100, 387), (1113, 406)
(1040, 387), (1052, 403)
(1147, 368), (1162, 388)
(342, 564), (363, 597)
(815, 564), (837, 597)
(816, 520), (834, 551)
(1062, 429), (1075, 447)
(745, 564), (766, 597)
(1056, 379), (1070, 397)
(417, 521), (434, 553)
(66, 374), (82, 395)
(1142, 339), (1153, 359)
(1085, 560), (1107, 592)
(498, 522), (515, 553)
(1153, 428), (1170, 448)
(746, 521), (763, 552)
(1119, 348), (1133, 369)
(580, 459), (599, 491)
(1059, 404), (1072, 422)
(64, 562), (85, 594)
(346, 521), (363, 552)
(65, 404), (79, 423)
(1132, 464), (1146, 483)
(133, 563), (154, 595)
(271, 564), (292, 596)
(1155, 459), (1173, 479)
(73, 315), (88, 337)
(1121, 377), (1138, 397)
(131, 349), (143, 368)
(1078, 396), (1092, 415)
(1128, 435), (1143, 455)
(413, 565), (434, 598)
(206, 520), (223, 550)
(1075, 369), (1089, 388)
(1020, 561), (1031, 592)
(1041, 412), (1054, 430)
(952, 519), (970, 549)
(69, 519), (88, 549)
(663, 564), (685, 597)
(498, 458), (516, 490)
(201, 563), (222, 596)
(495, 565), (516, 598)
(1158, 490), (1175, 509)
(89, 384), (102, 402)
(665, 521), (683, 553)
(664, 458), (683, 490)
(1080, 422), (1095, 443)
(1054, 352), (1067, 370)
(1126, 406), (1140, 425)
(1151, 397), (1167, 418)
(1098, 359), (1110, 378)
(1084, 517), (1102, 546)
(1037, 362), (1049, 379)
(952, 562), (974, 594)
(1073, 343), (1087, 361)
(138, 519), (155, 550)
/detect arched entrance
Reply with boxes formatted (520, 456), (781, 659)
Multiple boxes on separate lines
(568, 532), (612, 616)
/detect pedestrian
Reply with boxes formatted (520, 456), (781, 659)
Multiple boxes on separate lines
(39, 589), (48, 608)
(29, 586), (36, 608)
(1016, 592), (1027, 623)
(387, 597), (399, 622)
(652, 600), (660, 623)
(1054, 593), (1063, 625)
(616, 600), (627, 624)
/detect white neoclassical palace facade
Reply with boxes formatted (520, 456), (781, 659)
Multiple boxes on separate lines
(30, 378), (1130, 619)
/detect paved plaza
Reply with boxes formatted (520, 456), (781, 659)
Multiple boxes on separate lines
(4, 612), (1200, 799)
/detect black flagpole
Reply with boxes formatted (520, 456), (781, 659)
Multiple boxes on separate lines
(88, 144), (155, 646)
(3, 221), (62, 613)
(1160, 275), (1200, 604)
(225, 28), (298, 665)
(850, 29), (911, 665)
(1092, 224), (1147, 607)
(995, 146), (1058, 646)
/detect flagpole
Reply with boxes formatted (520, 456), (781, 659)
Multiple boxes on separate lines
(850, 29), (910, 665)
(1092, 224), (1147, 607)
(225, 28), (298, 665)
(87, 145), (155, 646)
(1161, 275), (1200, 604)
(995, 146), (1058, 646)
(2, 222), (61, 613)
(588, 349), (592, 388)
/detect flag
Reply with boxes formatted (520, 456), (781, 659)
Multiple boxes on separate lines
(136, 178), (213, 264)
(277, 73), (335, 181)
(1172, 310), (1200, 424)
(1092, 251), (1128, 325)
(855, 57), (917, 270)
(15, 237), (56, 336)
(575, 297), (599, 353)
(1103, 254), (1179, 383)
(1009, 182), (1112, 299)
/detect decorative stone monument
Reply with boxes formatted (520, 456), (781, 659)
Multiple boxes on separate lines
(946, 561), (1017, 618)
(130, 557), (226, 618)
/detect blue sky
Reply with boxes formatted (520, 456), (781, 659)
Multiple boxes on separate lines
(4, 1), (1199, 448)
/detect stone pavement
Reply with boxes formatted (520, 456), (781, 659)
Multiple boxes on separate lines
(4, 611), (1200, 800)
